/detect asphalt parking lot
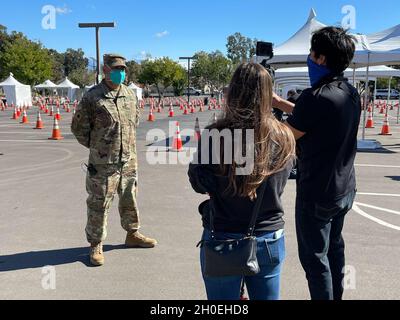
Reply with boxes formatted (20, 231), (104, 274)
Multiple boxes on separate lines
(0, 101), (399, 300)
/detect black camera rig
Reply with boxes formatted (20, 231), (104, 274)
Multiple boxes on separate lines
(256, 41), (275, 81)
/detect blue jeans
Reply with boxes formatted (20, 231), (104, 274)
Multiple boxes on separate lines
(296, 190), (356, 300)
(200, 228), (285, 300)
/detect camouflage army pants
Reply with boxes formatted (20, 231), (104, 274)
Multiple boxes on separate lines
(85, 161), (140, 244)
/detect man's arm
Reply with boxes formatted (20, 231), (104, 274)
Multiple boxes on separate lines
(272, 93), (305, 140)
(71, 97), (92, 148)
(272, 92), (295, 114)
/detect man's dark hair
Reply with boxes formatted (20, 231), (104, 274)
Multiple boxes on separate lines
(311, 27), (357, 75)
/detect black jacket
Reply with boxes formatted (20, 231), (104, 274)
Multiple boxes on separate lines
(188, 138), (293, 234)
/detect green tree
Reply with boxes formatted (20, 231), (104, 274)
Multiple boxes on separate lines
(226, 32), (257, 65)
(69, 68), (96, 88)
(0, 35), (53, 85)
(139, 57), (186, 100)
(48, 49), (65, 83)
(172, 65), (187, 96)
(63, 48), (88, 76)
(192, 51), (232, 92)
(126, 60), (142, 84)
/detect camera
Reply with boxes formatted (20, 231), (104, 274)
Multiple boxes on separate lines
(256, 41), (275, 81)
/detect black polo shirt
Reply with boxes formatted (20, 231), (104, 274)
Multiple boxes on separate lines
(286, 74), (361, 202)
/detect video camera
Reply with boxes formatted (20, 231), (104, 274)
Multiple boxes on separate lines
(256, 41), (275, 82)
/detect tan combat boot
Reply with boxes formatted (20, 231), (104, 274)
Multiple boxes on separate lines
(89, 242), (104, 266)
(125, 231), (158, 248)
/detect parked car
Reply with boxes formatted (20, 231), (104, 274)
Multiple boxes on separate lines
(183, 87), (202, 96)
(375, 89), (400, 100)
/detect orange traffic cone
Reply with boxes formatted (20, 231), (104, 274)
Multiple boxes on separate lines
(379, 113), (392, 136)
(48, 117), (64, 140)
(172, 122), (183, 152)
(17, 108), (21, 117)
(33, 111), (44, 129)
(20, 110), (29, 124)
(11, 108), (18, 120)
(183, 107), (189, 115)
(168, 106), (174, 118)
(55, 107), (61, 121)
(49, 106), (54, 117)
(148, 108), (155, 122)
(194, 118), (201, 141)
(365, 110), (375, 128)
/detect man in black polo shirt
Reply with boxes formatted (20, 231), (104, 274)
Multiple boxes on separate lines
(273, 27), (361, 300)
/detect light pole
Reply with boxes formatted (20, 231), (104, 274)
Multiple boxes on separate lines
(179, 56), (195, 105)
(78, 22), (116, 84)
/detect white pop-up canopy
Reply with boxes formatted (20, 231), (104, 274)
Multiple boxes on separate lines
(34, 79), (57, 90)
(275, 65), (400, 80)
(267, 9), (326, 67)
(267, 9), (400, 68)
(57, 77), (80, 101)
(128, 83), (143, 101)
(0, 73), (32, 106)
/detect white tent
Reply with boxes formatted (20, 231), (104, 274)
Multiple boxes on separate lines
(267, 9), (326, 67)
(34, 79), (57, 90)
(0, 73), (32, 106)
(128, 83), (143, 101)
(57, 77), (80, 101)
(267, 9), (400, 68)
(275, 65), (400, 81)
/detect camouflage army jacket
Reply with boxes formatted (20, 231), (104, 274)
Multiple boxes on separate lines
(71, 81), (140, 165)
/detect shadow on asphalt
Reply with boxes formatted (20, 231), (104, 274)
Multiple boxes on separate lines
(0, 245), (129, 271)
(386, 176), (400, 181)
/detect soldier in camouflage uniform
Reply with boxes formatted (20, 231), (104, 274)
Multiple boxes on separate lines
(71, 53), (157, 267)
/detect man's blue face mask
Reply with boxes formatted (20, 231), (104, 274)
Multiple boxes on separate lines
(307, 56), (331, 87)
(110, 69), (126, 85)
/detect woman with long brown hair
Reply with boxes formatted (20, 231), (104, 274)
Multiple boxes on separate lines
(188, 62), (295, 300)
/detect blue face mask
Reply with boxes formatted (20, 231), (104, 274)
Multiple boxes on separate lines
(110, 69), (126, 85)
(307, 56), (331, 87)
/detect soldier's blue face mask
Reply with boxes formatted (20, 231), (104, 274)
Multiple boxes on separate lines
(307, 55), (331, 87)
(110, 69), (126, 85)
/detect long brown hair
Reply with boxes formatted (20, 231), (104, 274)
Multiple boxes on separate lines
(209, 63), (296, 200)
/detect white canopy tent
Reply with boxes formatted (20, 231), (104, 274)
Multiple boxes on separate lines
(275, 65), (400, 83)
(267, 9), (326, 68)
(0, 73), (32, 106)
(34, 79), (58, 90)
(264, 9), (400, 148)
(57, 77), (80, 101)
(128, 83), (143, 101)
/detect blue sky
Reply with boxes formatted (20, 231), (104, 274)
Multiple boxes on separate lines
(1, 0), (399, 63)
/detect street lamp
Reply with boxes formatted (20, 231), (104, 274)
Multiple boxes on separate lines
(78, 22), (116, 84)
(179, 56), (195, 105)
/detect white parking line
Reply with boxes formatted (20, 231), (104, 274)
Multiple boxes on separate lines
(354, 202), (400, 216)
(352, 203), (400, 231)
(355, 164), (400, 168)
(357, 192), (400, 197)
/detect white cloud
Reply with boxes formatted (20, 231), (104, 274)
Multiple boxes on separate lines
(55, 4), (72, 15)
(155, 30), (169, 38)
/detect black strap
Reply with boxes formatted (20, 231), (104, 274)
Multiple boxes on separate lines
(209, 181), (268, 238)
